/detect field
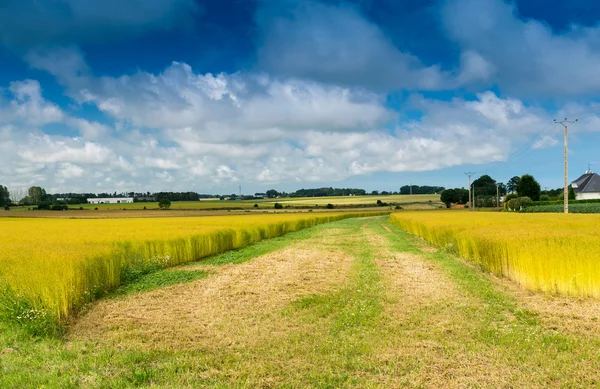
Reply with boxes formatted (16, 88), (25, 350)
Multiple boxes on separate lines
(7, 194), (441, 212)
(390, 211), (600, 298)
(2, 215), (600, 388)
(0, 212), (385, 329)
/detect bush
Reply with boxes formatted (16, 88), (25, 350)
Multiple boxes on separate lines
(274, 203), (283, 209)
(395, 205), (402, 210)
(326, 204), (334, 209)
(79, 207), (84, 210)
(143, 206), (147, 210)
(507, 196), (532, 211)
(158, 198), (171, 210)
(94, 207), (98, 211)
(540, 194), (550, 201)
(51, 204), (68, 211)
(254, 204), (259, 208)
(37, 202), (51, 210)
(3, 205), (9, 211)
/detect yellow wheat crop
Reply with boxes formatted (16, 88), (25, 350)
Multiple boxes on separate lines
(390, 211), (600, 298)
(0, 212), (383, 321)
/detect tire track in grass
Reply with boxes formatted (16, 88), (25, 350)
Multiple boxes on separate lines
(67, 217), (388, 387)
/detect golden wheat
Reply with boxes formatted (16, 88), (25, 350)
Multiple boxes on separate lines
(390, 211), (600, 298)
(0, 212), (384, 321)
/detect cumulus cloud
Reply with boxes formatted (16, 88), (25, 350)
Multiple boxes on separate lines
(443, 0), (600, 96)
(1, 80), (64, 125)
(1, 62), (570, 192)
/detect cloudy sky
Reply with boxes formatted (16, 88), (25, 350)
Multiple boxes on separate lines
(2, 0), (600, 195)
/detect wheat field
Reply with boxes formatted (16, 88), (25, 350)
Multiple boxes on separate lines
(390, 211), (600, 298)
(0, 212), (384, 323)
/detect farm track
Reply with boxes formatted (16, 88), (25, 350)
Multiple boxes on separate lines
(4, 216), (600, 388)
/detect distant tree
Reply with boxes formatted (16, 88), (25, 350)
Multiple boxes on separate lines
(472, 175), (497, 196)
(266, 189), (280, 198)
(440, 189), (456, 208)
(326, 203), (334, 209)
(497, 183), (507, 196)
(0, 185), (9, 207)
(507, 176), (520, 193)
(158, 198), (171, 210)
(274, 203), (283, 209)
(516, 174), (541, 201)
(254, 204), (259, 208)
(371, 190), (379, 195)
(26, 186), (47, 205)
(569, 186), (576, 201)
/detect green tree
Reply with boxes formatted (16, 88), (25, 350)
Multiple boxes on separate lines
(0, 185), (9, 207)
(569, 186), (576, 201)
(26, 186), (47, 205)
(472, 175), (497, 196)
(440, 189), (456, 208)
(158, 198), (171, 210)
(516, 174), (541, 201)
(266, 189), (279, 198)
(507, 176), (520, 193)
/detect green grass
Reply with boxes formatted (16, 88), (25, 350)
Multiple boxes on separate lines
(112, 269), (209, 297)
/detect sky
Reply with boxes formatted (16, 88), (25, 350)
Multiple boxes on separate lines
(2, 0), (600, 195)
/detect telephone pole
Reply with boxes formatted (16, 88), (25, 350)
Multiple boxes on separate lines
(496, 183), (500, 208)
(465, 172), (475, 211)
(554, 118), (577, 214)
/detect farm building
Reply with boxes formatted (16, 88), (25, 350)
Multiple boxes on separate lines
(571, 170), (600, 200)
(87, 197), (134, 204)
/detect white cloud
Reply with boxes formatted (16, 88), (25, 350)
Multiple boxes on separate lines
(57, 163), (84, 179)
(5, 51), (594, 192)
(18, 135), (112, 164)
(1, 80), (64, 125)
(532, 135), (560, 149)
(443, 0), (600, 96)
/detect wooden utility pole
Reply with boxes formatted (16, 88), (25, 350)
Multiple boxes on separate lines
(465, 172), (475, 211)
(554, 118), (577, 214)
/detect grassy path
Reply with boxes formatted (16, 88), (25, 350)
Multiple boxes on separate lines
(1, 216), (600, 387)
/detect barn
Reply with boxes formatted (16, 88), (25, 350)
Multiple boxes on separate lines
(571, 170), (600, 200)
(87, 197), (134, 204)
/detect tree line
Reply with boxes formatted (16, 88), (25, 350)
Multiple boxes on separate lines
(440, 174), (544, 208)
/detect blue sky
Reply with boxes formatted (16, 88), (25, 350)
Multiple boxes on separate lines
(1, 0), (600, 195)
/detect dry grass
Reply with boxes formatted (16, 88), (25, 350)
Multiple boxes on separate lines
(493, 274), (600, 337)
(69, 243), (353, 351)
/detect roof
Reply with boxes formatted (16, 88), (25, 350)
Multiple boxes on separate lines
(571, 172), (600, 193)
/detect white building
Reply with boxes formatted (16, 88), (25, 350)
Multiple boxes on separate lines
(571, 170), (600, 200)
(87, 197), (134, 204)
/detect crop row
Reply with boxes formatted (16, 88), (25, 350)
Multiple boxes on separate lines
(390, 212), (600, 298)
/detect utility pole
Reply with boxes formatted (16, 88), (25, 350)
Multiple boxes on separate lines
(465, 172), (475, 211)
(496, 184), (500, 208)
(554, 118), (577, 214)
(410, 182), (412, 195)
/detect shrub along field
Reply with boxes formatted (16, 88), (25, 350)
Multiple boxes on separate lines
(390, 211), (600, 298)
(0, 211), (386, 334)
(522, 202), (600, 213)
